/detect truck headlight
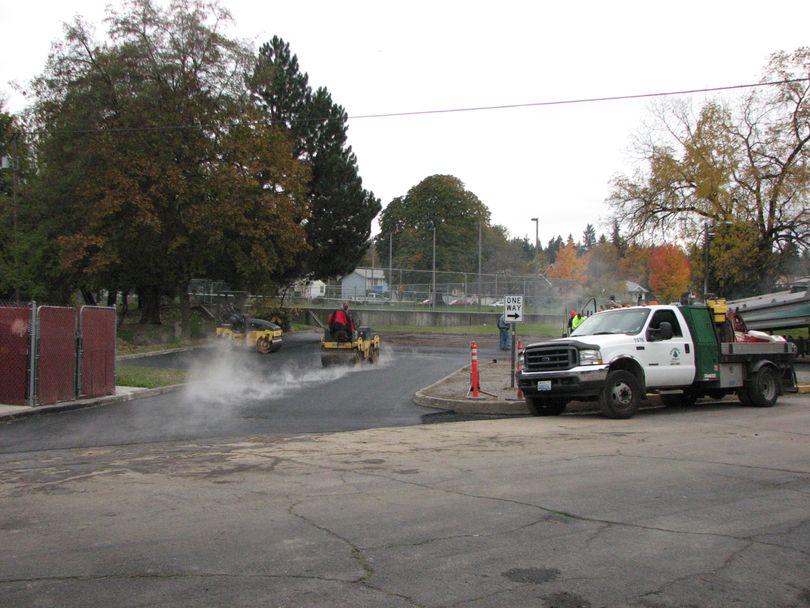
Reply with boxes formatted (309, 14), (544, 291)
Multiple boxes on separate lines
(579, 349), (602, 365)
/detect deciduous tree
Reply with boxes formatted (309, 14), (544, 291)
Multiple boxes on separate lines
(618, 244), (653, 286)
(649, 244), (690, 302)
(547, 237), (589, 284)
(28, 0), (310, 331)
(608, 47), (810, 296)
(377, 175), (490, 283)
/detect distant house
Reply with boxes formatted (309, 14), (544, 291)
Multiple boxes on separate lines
(293, 280), (326, 300)
(625, 280), (650, 304)
(341, 268), (388, 301)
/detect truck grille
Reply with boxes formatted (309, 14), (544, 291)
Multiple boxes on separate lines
(524, 345), (577, 371)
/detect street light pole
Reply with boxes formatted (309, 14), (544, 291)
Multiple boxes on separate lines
(432, 225), (436, 311)
(531, 217), (539, 251)
(703, 219), (734, 300)
(477, 221), (482, 309)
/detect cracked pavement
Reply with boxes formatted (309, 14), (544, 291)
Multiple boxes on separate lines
(2, 398), (810, 607)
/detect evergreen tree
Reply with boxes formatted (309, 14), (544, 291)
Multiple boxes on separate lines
(546, 236), (563, 263)
(610, 220), (628, 256)
(582, 224), (597, 251)
(250, 36), (381, 281)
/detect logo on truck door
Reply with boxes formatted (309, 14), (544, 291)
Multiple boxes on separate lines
(669, 347), (681, 364)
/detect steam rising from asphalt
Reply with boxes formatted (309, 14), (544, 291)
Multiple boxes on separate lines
(181, 345), (393, 407)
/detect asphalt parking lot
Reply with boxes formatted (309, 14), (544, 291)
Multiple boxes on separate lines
(2, 393), (809, 607)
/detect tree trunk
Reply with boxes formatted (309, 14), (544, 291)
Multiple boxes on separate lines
(179, 287), (191, 339)
(120, 289), (129, 316)
(81, 289), (97, 306)
(116, 289), (129, 328)
(138, 286), (162, 325)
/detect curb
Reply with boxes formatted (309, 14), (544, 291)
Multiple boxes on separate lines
(0, 384), (185, 422)
(414, 366), (810, 416)
(413, 368), (529, 416)
(414, 393), (530, 415)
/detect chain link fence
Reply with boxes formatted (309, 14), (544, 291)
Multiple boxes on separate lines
(188, 268), (598, 332)
(0, 300), (115, 406)
(306, 268), (563, 312)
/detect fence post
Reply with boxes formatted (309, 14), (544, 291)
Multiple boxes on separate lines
(76, 306), (84, 398)
(28, 301), (37, 406)
(469, 341), (479, 399)
(516, 339), (524, 399)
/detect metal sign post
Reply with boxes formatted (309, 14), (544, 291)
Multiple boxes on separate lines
(504, 295), (524, 388)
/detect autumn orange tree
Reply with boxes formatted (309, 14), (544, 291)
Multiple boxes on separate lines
(547, 237), (589, 284)
(648, 244), (691, 302)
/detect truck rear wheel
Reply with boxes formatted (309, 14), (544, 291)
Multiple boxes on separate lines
(526, 397), (567, 416)
(599, 370), (642, 419)
(741, 366), (779, 407)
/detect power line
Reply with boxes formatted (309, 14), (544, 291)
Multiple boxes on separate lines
(17, 77), (810, 135)
(347, 78), (810, 120)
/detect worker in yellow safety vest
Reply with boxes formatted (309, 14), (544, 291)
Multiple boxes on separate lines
(571, 311), (585, 330)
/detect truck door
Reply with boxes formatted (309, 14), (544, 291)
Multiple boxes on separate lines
(643, 309), (696, 387)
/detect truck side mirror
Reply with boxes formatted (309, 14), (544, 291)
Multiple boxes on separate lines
(648, 321), (673, 341)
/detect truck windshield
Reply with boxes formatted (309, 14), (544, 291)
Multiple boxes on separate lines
(570, 308), (651, 337)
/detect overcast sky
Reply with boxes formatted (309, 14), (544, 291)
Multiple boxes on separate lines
(1, 0), (808, 247)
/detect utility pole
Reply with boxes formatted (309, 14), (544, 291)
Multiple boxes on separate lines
(478, 222), (482, 309)
(703, 220), (709, 300)
(432, 224), (436, 310)
(531, 217), (539, 251)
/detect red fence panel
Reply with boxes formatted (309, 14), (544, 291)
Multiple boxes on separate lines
(80, 307), (115, 398)
(38, 306), (78, 406)
(0, 306), (31, 405)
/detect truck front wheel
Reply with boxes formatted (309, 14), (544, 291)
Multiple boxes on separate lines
(599, 370), (642, 419)
(526, 397), (567, 416)
(740, 366), (779, 407)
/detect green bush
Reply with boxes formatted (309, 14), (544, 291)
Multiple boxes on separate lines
(248, 299), (298, 331)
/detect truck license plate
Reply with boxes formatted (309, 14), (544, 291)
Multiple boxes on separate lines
(537, 380), (552, 391)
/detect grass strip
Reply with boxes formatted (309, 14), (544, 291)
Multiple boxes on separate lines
(116, 365), (186, 389)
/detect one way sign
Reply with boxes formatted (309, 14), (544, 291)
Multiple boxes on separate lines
(503, 295), (523, 323)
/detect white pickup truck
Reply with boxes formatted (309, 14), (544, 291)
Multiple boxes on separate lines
(516, 303), (798, 418)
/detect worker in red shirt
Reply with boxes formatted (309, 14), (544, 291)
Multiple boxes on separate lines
(327, 302), (357, 340)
